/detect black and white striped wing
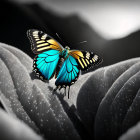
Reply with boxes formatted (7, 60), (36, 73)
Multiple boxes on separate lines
(27, 29), (63, 54)
(69, 50), (102, 71)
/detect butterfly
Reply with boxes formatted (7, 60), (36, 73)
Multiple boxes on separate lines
(27, 29), (102, 98)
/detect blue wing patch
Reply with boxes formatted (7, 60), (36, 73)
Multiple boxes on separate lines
(33, 50), (60, 80)
(55, 55), (80, 87)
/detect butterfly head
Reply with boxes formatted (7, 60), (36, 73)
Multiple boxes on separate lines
(60, 46), (70, 58)
(65, 46), (70, 50)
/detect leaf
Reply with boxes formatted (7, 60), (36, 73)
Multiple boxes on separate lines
(0, 43), (81, 140)
(119, 122), (140, 140)
(76, 58), (140, 139)
(0, 108), (43, 140)
(1, 42), (140, 140)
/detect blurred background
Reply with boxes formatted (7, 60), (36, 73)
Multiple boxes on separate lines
(1, 0), (140, 66)
(0, 1), (140, 140)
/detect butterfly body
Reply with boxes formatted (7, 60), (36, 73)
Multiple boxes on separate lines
(60, 46), (70, 58)
(27, 29), (102, 98)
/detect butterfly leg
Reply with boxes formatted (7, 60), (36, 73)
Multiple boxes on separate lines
(68, 86), (70, 99)
(53, 86), (59, 93)
(64, 87), (66, 96)
(53, 85), (70, 98)
(58, 85), (62, 91)
(54, 85), (61, 91)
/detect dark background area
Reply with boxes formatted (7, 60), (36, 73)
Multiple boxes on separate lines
(0, 0), (140, 67)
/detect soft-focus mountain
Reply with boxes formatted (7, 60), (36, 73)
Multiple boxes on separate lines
(0, 0), (105, 58)
(101, 30), (140, 66)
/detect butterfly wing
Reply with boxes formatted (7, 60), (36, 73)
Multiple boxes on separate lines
(69, 50), (102, 71)
(27, 29), (63, 80)
(33, 49), (60, 80)
(27, 29), (63, 54)
(55, 55), (80, 87)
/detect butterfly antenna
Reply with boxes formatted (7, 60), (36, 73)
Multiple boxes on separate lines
(78, 40), (87, 44)
(71, 41), (87, 47)
(56, 33), (66, 46)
